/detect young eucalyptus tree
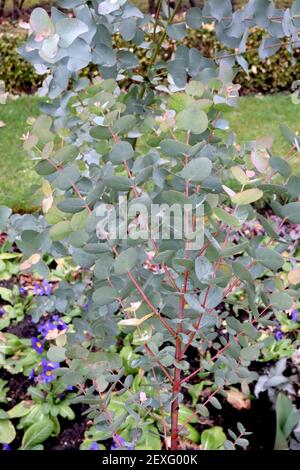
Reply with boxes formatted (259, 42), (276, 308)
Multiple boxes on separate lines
(3, 0), (300, 449)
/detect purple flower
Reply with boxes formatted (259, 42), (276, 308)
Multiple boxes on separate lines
(0, 308), (4, 317)
(19, 287), (27, 296)
(29, 368), (35, 380)
(2, 444), (11, 451)
(40, 358), (60, 384)
(275, 330), (284, 341)
(66, 385), (74, 391)
(83, 302), (90, 312)
(89, 442), (99, 450)
(42, 280), (52, 295)
(31, 337), (44, 354)
(291, 309), (299, 323)
(33, 280), (52, 295)
(38, 316), (68, 339)
(33, 283), (42, 296)
(111, 434), (134, 450)
(33, 280), (52, 297)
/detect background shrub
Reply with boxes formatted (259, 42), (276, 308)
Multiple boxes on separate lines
(1, 24), (300, 94)
(0, 27), (42, 93)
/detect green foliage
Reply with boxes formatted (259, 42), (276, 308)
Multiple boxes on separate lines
(275, 393), (300, 450)
(201, 426), (226, 450)
(0, 29), (42, 93)
(1, 23), (300, 95)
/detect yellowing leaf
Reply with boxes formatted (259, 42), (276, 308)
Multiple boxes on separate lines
(231, 188), (263, 205)
(123, 301), (142, 314)
(231, 166), (249, 185)
(288, 269), (300, 285)
(42, 179), (53, 197)
(118, 313), (154, 327)
(20, 253), (41, 270)
(42, 195), (53, 213)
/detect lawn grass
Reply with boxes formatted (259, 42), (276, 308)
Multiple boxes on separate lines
(0, 93), (299, 212)
(228, 94), (300, 154)
(0, 95), (41, 212)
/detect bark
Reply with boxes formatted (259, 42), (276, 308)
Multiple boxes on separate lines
(148, 0), (156, 14)
(0, 0), (6, 17)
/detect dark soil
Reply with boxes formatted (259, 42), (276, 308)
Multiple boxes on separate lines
(6, 315), (38, 338)
(44, 405), (88, 451)
(212, 391), (276, 450)
(1, 370), (32, 407)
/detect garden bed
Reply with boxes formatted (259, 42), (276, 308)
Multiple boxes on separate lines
(1, 207), (299, 450)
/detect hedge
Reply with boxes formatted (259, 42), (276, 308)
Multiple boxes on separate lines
(184, 27), (300, 94)
(1, 24), (300, 94)
(0, 28), (42, 93)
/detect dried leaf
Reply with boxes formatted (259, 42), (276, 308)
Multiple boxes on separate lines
(288, 269), (300, 285)
(42, 195), (53, 214)
(118, 313), (154, 327)
(20, 253), (41, 270)
(226, 388), (251, 410)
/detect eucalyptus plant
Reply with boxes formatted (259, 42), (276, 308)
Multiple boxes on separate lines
(2, 0), (300, 449)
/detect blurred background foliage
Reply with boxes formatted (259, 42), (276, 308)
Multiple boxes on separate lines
(0, 1), (298, 95)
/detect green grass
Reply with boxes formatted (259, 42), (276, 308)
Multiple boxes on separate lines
(228, 94), (300, 155)
(0, 96), (41, 212)
(0, 93), (299, 212)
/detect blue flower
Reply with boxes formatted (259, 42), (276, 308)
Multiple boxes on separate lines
(33, 283), (42, 296)
(40, 358), (60, 384)
(38, 315), (68, 339)
(42, 280), (52, 295)
(0, 308), (4, 317)
(89, 442), (99, 450)
(66, 385), (74, 391)
(29, 368), (35, 380)
(2, 444), (11, 451)
(2, 444), (11, 450)
(33, 280), (52, 296)
(291, 309), (299, 322)
(111, 434), (134, 450)
(19, 287), (27, 296)
(31, 337), (44, 354)
(275, 330), (284, 341)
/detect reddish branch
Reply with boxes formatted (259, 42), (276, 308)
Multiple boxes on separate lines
(170, 135), (190, 449)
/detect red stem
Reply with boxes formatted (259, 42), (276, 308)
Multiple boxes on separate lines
(170, 138), (190, 449)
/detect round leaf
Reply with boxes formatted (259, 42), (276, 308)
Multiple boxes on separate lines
(114, 247), (138, 275)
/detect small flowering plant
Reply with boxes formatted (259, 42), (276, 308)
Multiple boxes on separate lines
(37, 314), (68, 341)
(0, 284), (33, 327)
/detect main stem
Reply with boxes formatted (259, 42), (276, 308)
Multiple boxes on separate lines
(170, 270), (188, 449)
(170, 137), (190, 450)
